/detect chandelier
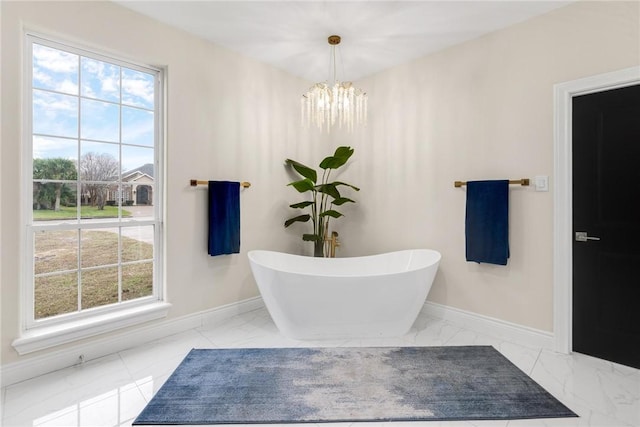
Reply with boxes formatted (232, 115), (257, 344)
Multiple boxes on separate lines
(301, 35), (367, 132)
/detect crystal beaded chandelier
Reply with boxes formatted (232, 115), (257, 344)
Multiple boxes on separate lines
(301, 35), (367, 132)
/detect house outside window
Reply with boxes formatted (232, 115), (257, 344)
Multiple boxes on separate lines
(18, 33), (166, 350)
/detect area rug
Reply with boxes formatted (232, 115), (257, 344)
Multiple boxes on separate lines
(133, 346), (577, 425)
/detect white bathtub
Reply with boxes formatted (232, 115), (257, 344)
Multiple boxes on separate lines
(247, 249), (441, 340)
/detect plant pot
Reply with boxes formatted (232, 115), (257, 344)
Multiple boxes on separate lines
(313, 240), (324, 258)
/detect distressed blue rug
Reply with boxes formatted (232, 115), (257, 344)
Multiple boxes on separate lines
(133, 346), (576, 425)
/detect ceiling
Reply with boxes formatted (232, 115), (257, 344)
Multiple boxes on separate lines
(116, 1), (574, 83)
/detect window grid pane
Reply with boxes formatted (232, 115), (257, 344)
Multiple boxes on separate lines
(35, 272), (79, 319)
(28, 37), (160, 325)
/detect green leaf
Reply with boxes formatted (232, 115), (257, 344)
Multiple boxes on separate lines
(288, 179), (315, 193)
(285, 159), (317, 183)
(302, 233), (322, 242)
(284, 214), (310, 228)
(319, 156), (339, 170)
(315, 183), (340, 199)
(289, 201), (314, 209)
(333, 146), (354, 160)
(319, 146), (354, 170)
(319, 210), (343, 219)
(332, 197), (355, 206)
(333, 181), (360, 191)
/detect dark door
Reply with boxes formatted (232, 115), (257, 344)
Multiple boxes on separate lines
(572, 84), (640, 369)
(136, 185), (149, 205)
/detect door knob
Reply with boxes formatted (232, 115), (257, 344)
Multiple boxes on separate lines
(575, 231), (601, 242)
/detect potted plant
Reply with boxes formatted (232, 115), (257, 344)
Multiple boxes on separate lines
(284, 146), (359, 257)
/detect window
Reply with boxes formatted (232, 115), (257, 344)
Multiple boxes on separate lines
(21, 33), (165, 340)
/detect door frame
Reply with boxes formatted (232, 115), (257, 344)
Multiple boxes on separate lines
(553, 66), (640, 354)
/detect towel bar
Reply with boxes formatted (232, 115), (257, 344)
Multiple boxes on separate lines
(190, 180), (251, 188)
(454, 178), (529, 188)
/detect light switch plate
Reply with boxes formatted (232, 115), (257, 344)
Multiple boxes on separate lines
(534, 175), (549, 192)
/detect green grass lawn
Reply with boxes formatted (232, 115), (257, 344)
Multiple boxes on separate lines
(33, 206), (132, 221)
(34, 230), (152, 319)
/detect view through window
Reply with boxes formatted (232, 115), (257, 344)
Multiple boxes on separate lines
(27, 35), (162, 325)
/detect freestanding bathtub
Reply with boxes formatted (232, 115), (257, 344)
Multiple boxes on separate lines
(247, 249), (441, 340)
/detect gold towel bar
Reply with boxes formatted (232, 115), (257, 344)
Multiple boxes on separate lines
(454, 178), (529, 188)
(190, 180), (251, 188)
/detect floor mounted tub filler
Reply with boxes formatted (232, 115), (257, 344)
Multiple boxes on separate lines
(248, 249), (441, 340)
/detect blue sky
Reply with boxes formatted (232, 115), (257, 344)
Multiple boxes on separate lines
(32, 43), (155, 175)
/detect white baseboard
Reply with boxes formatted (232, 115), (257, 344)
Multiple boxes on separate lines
(2, 297), (552, 387)
(0, 297), (264, 387)
(422, 301), (555, 350)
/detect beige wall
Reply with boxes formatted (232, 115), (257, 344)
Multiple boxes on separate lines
(331, 0), (639, 331)
(0, 0), (325, 367)
(1, 0), (638, 368)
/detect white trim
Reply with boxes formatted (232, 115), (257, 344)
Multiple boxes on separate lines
(21, 31), (34, 338)
(422, 301), (555, 350)
(553, 66), (640, 354)
(12, 302), (172, 355)
(2, 297), (264, 387)
(22, 31), (166, 331)
(200, 296), (264, 326)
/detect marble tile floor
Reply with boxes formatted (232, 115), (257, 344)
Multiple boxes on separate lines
(1, 307), (638, 427)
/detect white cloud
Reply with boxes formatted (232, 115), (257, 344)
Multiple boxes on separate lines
(81, 58), (120, 102)
(33, 91), (77, 114)
(122, 69), (154, 108)
(33, 91), (78, 138)
(58, 80), (78, 95)
(101, 77), (119, 97)
(33, 69), (53, 86)
(82, 58), (100, 74)
(80, 99), (120, 142)
(33, 65), (78, 95)
(33, 44), (78, 74)
(33, 136), (77, 160)
(33, 44), (79, 94)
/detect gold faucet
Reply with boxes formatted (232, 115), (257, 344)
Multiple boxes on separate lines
(326, 231), (340, 258)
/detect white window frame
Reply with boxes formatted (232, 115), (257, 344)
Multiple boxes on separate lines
(13, 32), (169, 355)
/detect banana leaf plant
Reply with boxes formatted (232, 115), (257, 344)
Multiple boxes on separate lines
(284, 146), (359, 257)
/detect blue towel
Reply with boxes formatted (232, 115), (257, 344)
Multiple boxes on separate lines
(208, 181), (240, 256)
(465, 180), (509, 265)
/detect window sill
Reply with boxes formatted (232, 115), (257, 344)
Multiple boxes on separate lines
(12, 302), (172, 355)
